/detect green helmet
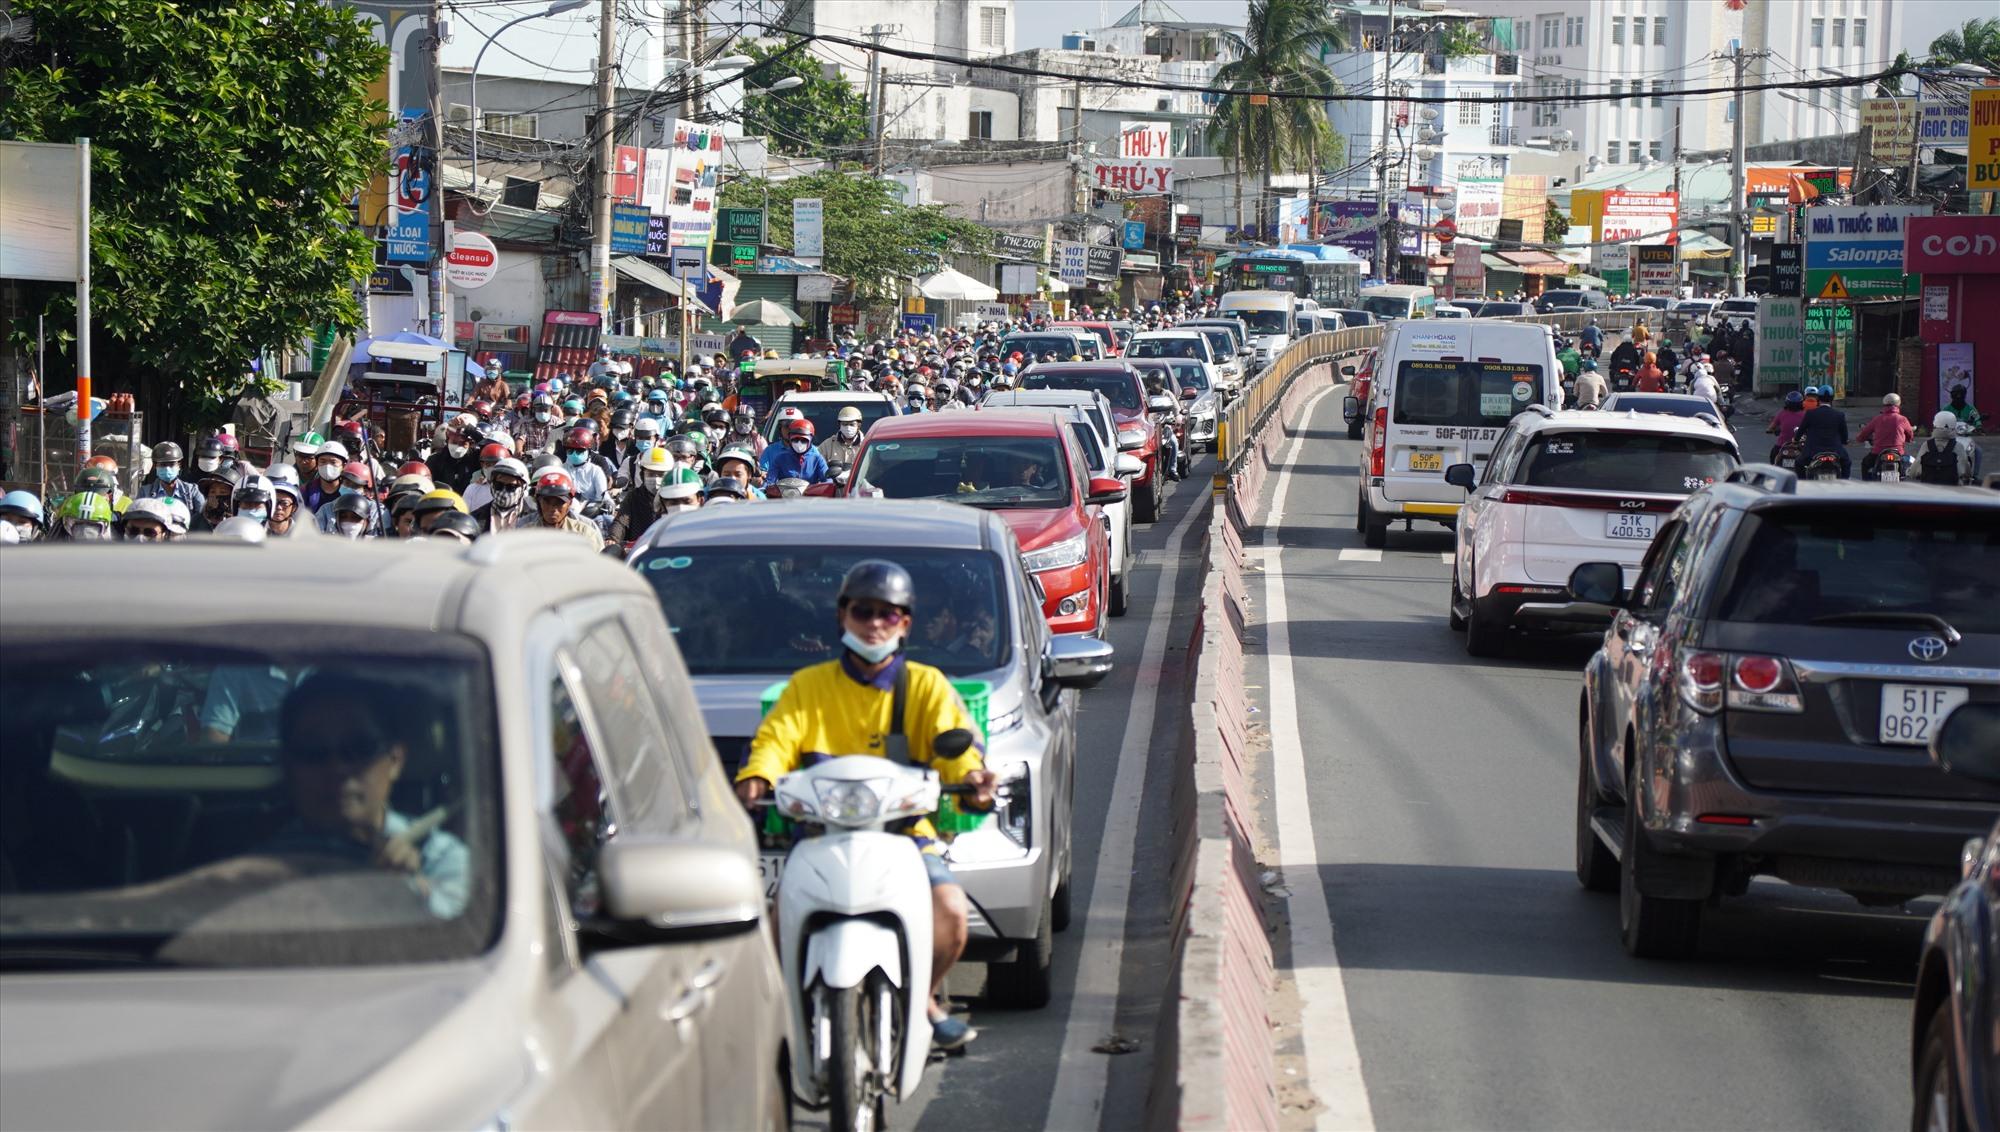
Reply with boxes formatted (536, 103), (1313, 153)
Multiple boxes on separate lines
(57, 490), (116, 523)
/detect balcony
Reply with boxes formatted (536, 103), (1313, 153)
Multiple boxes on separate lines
(1487, 124), (1519, 147)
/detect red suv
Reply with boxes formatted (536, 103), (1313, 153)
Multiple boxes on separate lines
(1018, 361), (1164, 523)
(846, 410), (1124, 636)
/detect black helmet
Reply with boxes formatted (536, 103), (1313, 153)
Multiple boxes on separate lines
(702, 405), (729, 426)
(427, 510), (482, 540)
(838, 559), (915, 612)
(609, 407), (636, 429)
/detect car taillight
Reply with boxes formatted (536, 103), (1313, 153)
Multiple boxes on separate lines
(1727, 653), (1803, 713)
(1678, 649), (1725, 714)
(1370, 407), (1387, 476)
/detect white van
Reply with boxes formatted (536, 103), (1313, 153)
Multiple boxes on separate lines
(1358, 284), (1438, 321)
(1216, 290), (1296, 369)
(1347, 319), (1566, 547)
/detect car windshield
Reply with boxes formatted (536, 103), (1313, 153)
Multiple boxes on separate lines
(1187, 323), (1243, 349)
(764, 398), (896, 442)
(1358, 296), (1413, 318)
(1021, 369), (1142, 410)
(1393, 360), (1550, 427)
(1005, 335), (1091, 360)
(1715, 508), (2000, 634)
(0, 634), (501, 969)
(1484, 303), (1529, 316)
(1190, 328), (1234, 358)
(1518, 431), (1737, 494)
(1230, 308), (1289, 333)
(1603, 395), (1714, 418)
(1541, 292), (1586, 308)
(1335, 309), (1372, 326)
(855, 435), (1070, 508)
(1129, 336), (1207, 360)
(637, 548), (1010, 676)
(1168, 361), (1211, 393)
(1111, 326), (1134, 349)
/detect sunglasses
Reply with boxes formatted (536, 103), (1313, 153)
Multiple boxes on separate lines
(845, 601), (909, 624)
(284, 734), (389, 768)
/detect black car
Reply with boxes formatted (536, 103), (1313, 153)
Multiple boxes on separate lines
(1912, 703), (2000, 1132)
(1557, 466), (2000, 958)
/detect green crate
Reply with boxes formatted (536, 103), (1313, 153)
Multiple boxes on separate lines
(758, 677), (992, 835)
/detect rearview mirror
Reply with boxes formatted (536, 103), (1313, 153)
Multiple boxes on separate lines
(1086, 476), (1127, 505)
(1114, 453), (1144, 477)
(1342, 395), (1360, 422)
(1567, 561), (1624, 605)
(595, 839), (762, 939)
(1045, 633), (1114, 690)
(1118, 434), (1144, 452)
(1930, 703), (2000, 782)
(1181, 387), (1199, 399)
(935, 728), (976, 760)
(1443, 463), (1477, 490)
(1147, 395), (1175, 413)
(1340, 364), (1356, 376)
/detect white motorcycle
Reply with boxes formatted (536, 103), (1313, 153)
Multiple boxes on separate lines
(761, 733), (982, 1132)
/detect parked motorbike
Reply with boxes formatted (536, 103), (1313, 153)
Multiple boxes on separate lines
(762, 734), (985, 1132)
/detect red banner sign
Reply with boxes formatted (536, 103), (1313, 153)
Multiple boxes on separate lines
(1904, 215), (2000, 275)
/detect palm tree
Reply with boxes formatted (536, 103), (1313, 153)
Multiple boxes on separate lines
(1928, 17), (2000, 70)
(1207, 0), (1347, 241)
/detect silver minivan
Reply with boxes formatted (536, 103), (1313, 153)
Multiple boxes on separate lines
(0, 534), (788, 1131)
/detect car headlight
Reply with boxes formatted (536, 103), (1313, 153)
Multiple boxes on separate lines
(814, 778), (884, 824)
(1190, 394), (1216, 418)
(1022, 532), (1089, 573)
(992, 760), (1031, 849)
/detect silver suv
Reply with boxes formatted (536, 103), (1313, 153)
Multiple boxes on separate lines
(0, 534), (788, 1130)
(630, 499), (1114, 1007)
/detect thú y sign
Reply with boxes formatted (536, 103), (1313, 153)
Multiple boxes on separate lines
(1092, 161), (1174, 195)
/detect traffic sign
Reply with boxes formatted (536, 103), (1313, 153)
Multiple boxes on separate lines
(1436, 216), (1456, 247)
(443, 229), (498, 290)
(669, 245), (706, 282)
(1817, 273), (1850, 299)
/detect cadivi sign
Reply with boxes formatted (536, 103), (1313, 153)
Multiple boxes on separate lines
(1904, 215), (2000, 274)
(444, 229), (499, 289)
(1093, 161), (1173, 194)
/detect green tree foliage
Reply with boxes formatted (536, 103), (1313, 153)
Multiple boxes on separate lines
(1207, 0), (1348, 238)
(0, 0), (388, 427)
(1929, 18), (2000, 69)
(1543, 200), (1569, 244)
(719, 171), (991, 304)
(738, 39), (869, 158)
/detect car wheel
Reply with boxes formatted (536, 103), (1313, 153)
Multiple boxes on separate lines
(1361, 494), (1388, 549)
(1353, 485), (1366, 532)
(1448, 568), (1468, 631)
(1912, 1007), (1965, 1132)
(1051, 859), (1074, 933)
(1463, 593), (1507, 658)
(986, 901), (1054, 1009)
(1575, 717), (1618, 893)
(1618, 754), (1702, 960)
(1109, 571), (1129, 618)
(1347, 414), (1364, 440)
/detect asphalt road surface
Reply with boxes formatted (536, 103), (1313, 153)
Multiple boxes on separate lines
(1249, 385), (1930, 1130)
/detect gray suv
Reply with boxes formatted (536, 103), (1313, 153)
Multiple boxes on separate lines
(1557, 467), (2000, 958)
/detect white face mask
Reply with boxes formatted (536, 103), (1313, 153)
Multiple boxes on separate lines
(447, 443), (469, 459)
(335, 521), (365, 539)
(317, 463), (342, 482)
(197, 457), (220, 473)
(839, 424), (859, 441)
(841, 629), (899, 664)
(790, 439), (812, 453)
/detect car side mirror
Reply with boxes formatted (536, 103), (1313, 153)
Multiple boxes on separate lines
(594, 839), (762, 940)
(1444, 463), (1477, 490)
(1147, 395), (1175, 413)
(1114, 453), (1144, 477)
(1567, 561), (1624, 605)
(1181, 387), (1199, 399)
(1117, 434), (1144, 452)
(1086, 476), (1127, 505)
(1931, 703), (2000, 782)
(804, 482), (837, 497)
(1342, 395), (1361, 422)
(1044, 632), (1114, 690)
(1340, 364), (1357, 376)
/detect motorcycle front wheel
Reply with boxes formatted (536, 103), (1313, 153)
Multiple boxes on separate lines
(825, 979), (889, 1132)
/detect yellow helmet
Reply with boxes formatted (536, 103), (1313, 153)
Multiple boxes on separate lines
(412, 487), (469, 516)
(639, 445), (674, 473)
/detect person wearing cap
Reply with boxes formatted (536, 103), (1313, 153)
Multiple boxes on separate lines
(384, 473), (436, 537)
(137, 441), (204, 515)
(714, 444), (768, 496)
(288, 431), (326, 483)
(471, 457), (533, 534)
(314, 461), (385, 535)
(514, 466), (603, 550)
(702, 477), (748, 506)
(231, 473), (278, 531)
(409, 488), (470, 537)
(1795, 382), (1851, 478)
(613, 415), (663, 488)
(428, 414), (484, 493)
(122, 496), (190, 542)
(192, 464), (241, 534)
(519, 394), (559, 456)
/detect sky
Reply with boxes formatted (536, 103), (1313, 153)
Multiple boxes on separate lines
(1015, 0), (1251, 48)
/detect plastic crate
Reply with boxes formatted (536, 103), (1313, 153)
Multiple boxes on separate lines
(758, 676), (991, 836)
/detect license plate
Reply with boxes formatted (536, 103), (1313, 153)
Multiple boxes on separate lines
(1409, 451), (1443, 472)
(758, 853), (786, 898)
(1604, 512), (1659, 541)
(1879, 684), (1970, 746)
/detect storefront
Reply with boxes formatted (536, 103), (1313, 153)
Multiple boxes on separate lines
(1906, 215), (2000, 419)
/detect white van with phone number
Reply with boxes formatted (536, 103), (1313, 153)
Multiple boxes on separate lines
(1346, 319), (1566, 547)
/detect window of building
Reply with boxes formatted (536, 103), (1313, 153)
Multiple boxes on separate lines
(1610, 16), (1623, 45)
(1831, 18), (1845, 48)
(1607, 140), (1621, 164)
(968, 110), (994, 139)
(978, 6), (1005, 49)
(1541, 16), (1559, 49)
(1458, 99), (1484, 126)
(1515, 19), (1531, 51)
(1810, 18), (1824, 48)
(1649, 140), (1663, 160)
(1632, 17), (1647, 44)
(1567, 78), (1582, 106)
(482, 111), (538, 138)
(1565, 16), (1580, 46)
(1627, 141), (1643, 163)
(1725, 99), (1736, 123)
(1654, 16), (1667, 45)
(1854, 19), (1867, 48)
(1651, 79), (1666, 107)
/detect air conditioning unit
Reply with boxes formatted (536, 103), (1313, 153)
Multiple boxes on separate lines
(1414, 0), (1447, 9)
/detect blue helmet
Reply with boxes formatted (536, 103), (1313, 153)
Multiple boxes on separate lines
(1784, 390), (1804, 407)
(0, 489), (43, 524)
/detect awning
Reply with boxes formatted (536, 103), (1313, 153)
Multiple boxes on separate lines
(1675, 230), (1733, 260)
(754, 255), (822, 274)
(916, 267), (999, 301)
(1490, 250), (1568, 275)
(612, 257), (715, 314)
(1569, 272), (1608, 288)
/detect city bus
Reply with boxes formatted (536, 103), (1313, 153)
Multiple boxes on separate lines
(1220, 252), (1363, 309)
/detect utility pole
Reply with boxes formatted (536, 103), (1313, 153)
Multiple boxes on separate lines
(427, 2), (451, 342)
(866, 24), (893, 174)
(590, 0), (616, 325)
(1374, 0), (1396, 279)
(1727, 45), (1768, 298)
(1069, 76), (1086, 236)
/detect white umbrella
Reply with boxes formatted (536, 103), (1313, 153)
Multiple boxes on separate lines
(728, 298), (803, 327)
(917, 267), (999, 302)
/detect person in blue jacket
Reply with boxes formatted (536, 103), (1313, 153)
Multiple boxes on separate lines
(759, 418), (831, 484)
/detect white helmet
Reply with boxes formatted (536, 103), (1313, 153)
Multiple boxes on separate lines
(125, 496), (190, 535)
(1934, 410), (1958, 431)
(1882, 393), (1900, 407)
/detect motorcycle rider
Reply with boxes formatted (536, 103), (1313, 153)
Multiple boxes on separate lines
(231, 474), (277, 532)
(515, 466), (604, 551)
(301, 440), (349, 514)
(471, 457), (532, 534)
(1856, 393), (1916, 478)
(136, 441), (204, 516)
(518, 394), (559, 456)
(266, 478), (312, 538)
(121, 496), (189, 542)
(1944, 384), (1985, 432)
(819, 405), (866, 473)
(1767, 389), (1807, 460)
(1687, 364), (1721, 414)
(559, 426), (611, 510)
(1916, 410), (1977, 485)
(734, 560), (998, 1050)
(1579, 319), (1603, 357)
(314, 462), (383, 535)
(0, 490), (44, 542)
(428, 415), (483, 492)
(193, 465), (239, 533)
(1572, 359), (1609, 410)
(727, 406), (767, 457)
(759, 419), (831, 485)
(607, 450), (701, 545)
(1795, 384), (1850, 478)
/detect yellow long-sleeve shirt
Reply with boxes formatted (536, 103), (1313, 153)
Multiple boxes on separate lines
(740, 655), (984, 846)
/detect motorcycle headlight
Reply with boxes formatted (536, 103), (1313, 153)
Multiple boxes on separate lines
(813, 778), (885, 824)
(1022, 532), (1089, 573)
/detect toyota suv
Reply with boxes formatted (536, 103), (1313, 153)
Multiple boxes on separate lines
(1445, 405), (1738, 657)
(1019, 360), (1165, 523)
(1554, 468), (2000, 959)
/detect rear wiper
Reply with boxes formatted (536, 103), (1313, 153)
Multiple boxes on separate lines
(1807, 611), (1962, 644)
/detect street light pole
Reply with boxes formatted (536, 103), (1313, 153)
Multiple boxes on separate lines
(591, 0), (616, 325)
(469, 0), (588, 198)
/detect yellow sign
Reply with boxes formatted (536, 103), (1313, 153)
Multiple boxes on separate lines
(904, 297), (926, 314)
(1751, 214), (1777, 235)
(1971, 89), (2000, 192)
(1817, 273), (1851, 300)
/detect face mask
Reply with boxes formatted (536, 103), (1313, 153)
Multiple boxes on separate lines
(336, 521), (365, 539)
(839, 424), (859, 441)
(156, 466), (180, 484)
(493, 483), (526, 509)
(197, 457), (220, 473)
(317, 464), (341, 482)
(565, 451), (587, 467)
(615, 428), (632, 441)
(634, 438), (653, 453)
(640, 473), (665, 494)
(734, 421), (752, 434)
(339, 485), (363, 497)
(447, 443), (469, 459)
(239, 507), (268, 523)
(790, 439), (812, 453)
(69, 523), (110, 542)
(534, 411), (551, 424)
(841, 629), (899, 664)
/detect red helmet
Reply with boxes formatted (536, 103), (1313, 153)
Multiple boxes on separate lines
(341, 460), (374, 489)
(516, 393), (531, 410)
(471, 398), (495, 419)
(214, 432), (240, 453)
(397, 459), (431, 479)
(563, 426), (595, 451)
(533, 467), (574, 499)
(479, 441), (512, 462)
(783, 418), (816, 441)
